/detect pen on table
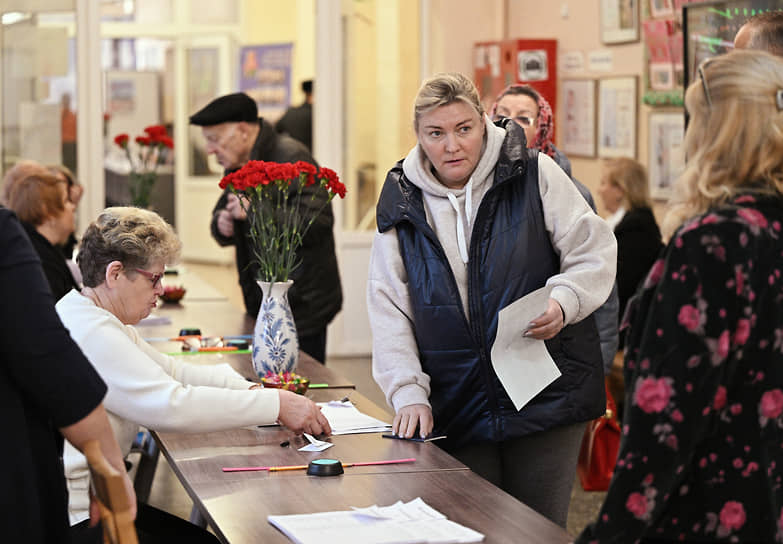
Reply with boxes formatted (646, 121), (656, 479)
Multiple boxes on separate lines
(222, 457), (416, 473)
(165, 349), (252, 356)
(145, 334), (253, 342)
(308, 383), (329, 389)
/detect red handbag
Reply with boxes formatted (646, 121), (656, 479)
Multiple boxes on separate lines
(577, 381), (621, 491)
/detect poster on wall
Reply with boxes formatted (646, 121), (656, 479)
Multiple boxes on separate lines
(648, 112), (685, 200)
(598, 76), (637, 158)
(238, 43), (292, 123)
(561, 79), (597, 158)
(601, 0), (640, 44)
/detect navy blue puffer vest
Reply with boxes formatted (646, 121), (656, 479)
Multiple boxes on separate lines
(376, 121), (605, 449)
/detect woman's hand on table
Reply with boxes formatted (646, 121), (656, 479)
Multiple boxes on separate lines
(277, 390), (332, 436)
(393, 404), (433, 439)
(524, 298), (565, 340)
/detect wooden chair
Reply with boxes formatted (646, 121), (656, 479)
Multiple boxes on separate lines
(83, 440), (139, 544)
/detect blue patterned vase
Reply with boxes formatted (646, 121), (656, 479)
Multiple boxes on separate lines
(252, 280), (298, 377)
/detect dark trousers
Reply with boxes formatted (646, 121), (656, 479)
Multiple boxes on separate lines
(444, 422), (585, 529)
(70, 502), (220, 544)
(298, 328), (327, 364)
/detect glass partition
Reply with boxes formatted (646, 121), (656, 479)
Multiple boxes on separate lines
(1, 7), (77, 175)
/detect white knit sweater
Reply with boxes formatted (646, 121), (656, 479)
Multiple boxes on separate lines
(56, 290), (280, 524)
(367, 120), (617, 413)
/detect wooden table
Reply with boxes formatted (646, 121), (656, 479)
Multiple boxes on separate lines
(152, 359), (571, 543)
(141, 278), (571, 543)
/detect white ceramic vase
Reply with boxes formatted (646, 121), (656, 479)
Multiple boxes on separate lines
(252, 280), (299, 377)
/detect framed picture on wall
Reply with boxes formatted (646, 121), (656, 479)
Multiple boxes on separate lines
(601, 0), (640, 44)
(649, 0), (674, 18)
(561, 79), (597, 158)
(598, 76), (638, 158)
(648, 111), (685, 200)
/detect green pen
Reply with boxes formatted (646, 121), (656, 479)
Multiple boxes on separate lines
(308, 383), (329, 388)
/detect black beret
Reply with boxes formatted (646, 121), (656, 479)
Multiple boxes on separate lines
(189, 92), (258, 126)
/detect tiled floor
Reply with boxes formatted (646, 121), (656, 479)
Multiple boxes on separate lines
(147, 262), (606, 538)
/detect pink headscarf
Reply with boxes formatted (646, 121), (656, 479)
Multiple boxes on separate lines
(490, 84), (557, 160)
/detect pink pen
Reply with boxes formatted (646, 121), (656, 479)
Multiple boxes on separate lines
(222, 457), (416, 473)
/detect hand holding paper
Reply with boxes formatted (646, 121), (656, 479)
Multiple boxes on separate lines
(490, 285), (562, 411)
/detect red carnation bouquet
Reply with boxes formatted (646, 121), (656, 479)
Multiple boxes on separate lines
(219, 160), (346, 282)
(113, 124), (174, 208)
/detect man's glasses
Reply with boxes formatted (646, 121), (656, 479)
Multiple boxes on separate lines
(134, 268), (163, 289)
(697, 59), (713, 110)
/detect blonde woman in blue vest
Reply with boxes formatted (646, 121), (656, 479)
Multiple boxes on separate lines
(368, 72), (617, 527)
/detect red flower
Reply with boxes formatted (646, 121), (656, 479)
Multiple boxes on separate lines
(158, 136), (174, 149)
(625, 492), (648, 519)
(761, 389), (783, 419)
(295, 161), (317, 186)
(135, 136), (151, 146)
(634, 377), (673, 414)
(677, 304), (702, 332)
(320, 167), (347, 198)
(144, 124), (167, 139)
(719, 501), (746, 531)
(713, 386), (727, 410)
(114, 133), (129, 147)
(217, 160), (344, 282)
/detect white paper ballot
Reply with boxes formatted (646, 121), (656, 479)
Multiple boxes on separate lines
(490, 285), (562, 411)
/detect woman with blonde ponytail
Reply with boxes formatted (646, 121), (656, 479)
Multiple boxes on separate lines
(579, 49), (783, 543)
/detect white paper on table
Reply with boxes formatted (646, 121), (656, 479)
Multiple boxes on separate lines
(316, 401), (392, 435)
(267, 497), (484, 544)
(490, 285), (561, 411)
(298, 432), (333, 452)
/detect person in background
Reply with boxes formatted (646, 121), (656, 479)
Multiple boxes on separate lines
(598, 157), (663, 327)
(57, 207), (330, 543)
(734, 10), (783, 56)
(491, 84), (620, 373)
(369, 72), (616, 527)
(276, 79), (314, 152)
(2, 160), (80, 300)
(49, 163), (85, 284)
(578, 49), (783, 543)
(0, 204), (134, 543)
(61, 93), (77, 173)
(190, 92), (341, 364)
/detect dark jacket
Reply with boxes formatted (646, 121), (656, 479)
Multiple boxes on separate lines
(1, 207), (107, 543)
(22, 222), (79, 301)
(275, 102), (312, 152)
(615, 206), (663, 323)
(210, 119), (342, 336)
(376, 129), (604, 449)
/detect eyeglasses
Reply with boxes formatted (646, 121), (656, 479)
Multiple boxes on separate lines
(134, 268), (163, 289)
(493, 113), (537, 127)
(697, 59), (713, 109)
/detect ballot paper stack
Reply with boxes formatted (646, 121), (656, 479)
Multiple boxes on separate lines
(268, 497), (484, 544)
(316, 400), (392, 435)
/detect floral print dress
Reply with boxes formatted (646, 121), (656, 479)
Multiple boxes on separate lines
(577, 194), (783, 543)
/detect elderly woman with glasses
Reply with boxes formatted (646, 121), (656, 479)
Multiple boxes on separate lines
(56, 207), (330, 543)
(578, 49), (783, 543)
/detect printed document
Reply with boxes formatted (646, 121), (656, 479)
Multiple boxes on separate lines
(268, 497), (484, 544)
(316, 400), (392, 435)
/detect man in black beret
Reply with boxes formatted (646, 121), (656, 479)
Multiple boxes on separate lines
(276, 80), (313, 151)
(190, 92), (342, 365)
